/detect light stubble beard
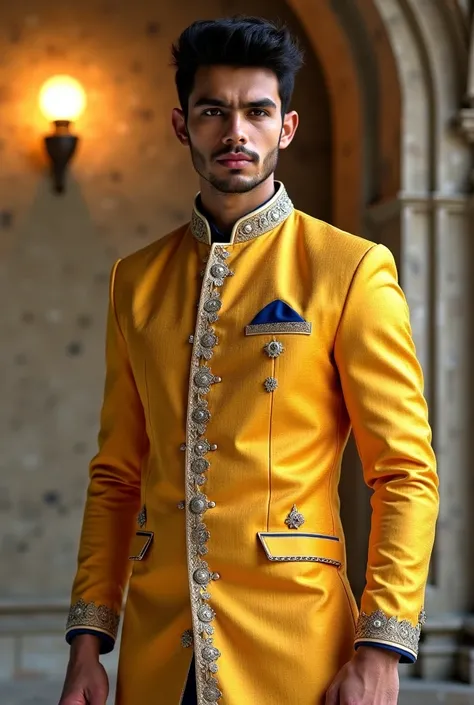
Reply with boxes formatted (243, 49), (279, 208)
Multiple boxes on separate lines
(189, 142), (280, 194)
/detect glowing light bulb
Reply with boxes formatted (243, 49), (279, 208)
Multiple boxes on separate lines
(39, 75), (86, 123)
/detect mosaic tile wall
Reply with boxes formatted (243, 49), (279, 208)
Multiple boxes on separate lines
(0, 0), (331, 599)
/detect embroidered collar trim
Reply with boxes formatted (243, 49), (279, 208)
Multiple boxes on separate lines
(190, 182), (293, 245)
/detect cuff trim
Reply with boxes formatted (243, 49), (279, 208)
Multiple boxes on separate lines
(354, 639), (416, 663)
(65, 627), (115, 655)
(355, 609), (424, 659)
(66, 599), (120, 640)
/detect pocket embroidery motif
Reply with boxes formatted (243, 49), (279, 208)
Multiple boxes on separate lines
(285, 504), (305, 529)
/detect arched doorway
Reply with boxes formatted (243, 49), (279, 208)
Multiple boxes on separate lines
(214, 0), (334, 222)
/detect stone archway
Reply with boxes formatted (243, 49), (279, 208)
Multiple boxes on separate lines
(369, 0), (473, 685)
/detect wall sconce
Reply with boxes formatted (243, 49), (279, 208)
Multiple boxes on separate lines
(39, 75), (86, 194)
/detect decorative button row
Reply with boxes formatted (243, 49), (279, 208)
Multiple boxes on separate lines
(185, 245), (232, 701)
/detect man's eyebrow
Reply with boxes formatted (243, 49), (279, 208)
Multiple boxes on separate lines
(193, 97), (277, 110)
(246, 99), (277, 110)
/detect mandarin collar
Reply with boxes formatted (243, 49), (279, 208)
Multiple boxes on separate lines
(190, 182), (293, 246)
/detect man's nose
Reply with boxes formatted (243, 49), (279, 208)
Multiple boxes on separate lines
(222, 113), (248, 145)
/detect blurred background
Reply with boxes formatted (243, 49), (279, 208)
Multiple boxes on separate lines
(1, 1), (474, 703)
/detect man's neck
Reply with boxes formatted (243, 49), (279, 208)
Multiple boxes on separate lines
(199, 176), (276, 236)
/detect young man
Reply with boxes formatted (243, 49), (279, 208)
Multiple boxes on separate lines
(59, 16), (439, 705)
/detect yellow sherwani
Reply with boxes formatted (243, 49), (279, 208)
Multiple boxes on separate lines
(66, 183), (439, 705)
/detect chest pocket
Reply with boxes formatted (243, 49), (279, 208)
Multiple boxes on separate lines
(244, 299), (312, 337)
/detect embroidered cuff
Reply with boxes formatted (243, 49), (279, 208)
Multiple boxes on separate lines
(354, 609), (425, 662)
(65, 627), (115, 655)
(66, 599), (120, 643)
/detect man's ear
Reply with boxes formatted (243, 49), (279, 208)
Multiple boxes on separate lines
(172, 108), (189, 146)
(279, 110), (299, 150)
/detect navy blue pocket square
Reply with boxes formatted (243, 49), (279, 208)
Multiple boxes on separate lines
(245, 300), (312, 335)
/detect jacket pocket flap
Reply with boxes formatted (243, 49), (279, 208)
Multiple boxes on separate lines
(129, 531), (154, 561)
(258, 532), (342, 566)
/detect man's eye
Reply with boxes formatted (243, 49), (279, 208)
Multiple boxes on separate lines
(249, 109), (268, 117)
(203, 108), (222, 116)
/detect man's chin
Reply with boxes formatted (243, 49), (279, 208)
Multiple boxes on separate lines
(209, 173), (260, 194)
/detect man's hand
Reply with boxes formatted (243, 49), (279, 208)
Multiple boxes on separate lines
(325, 646), (400, 704)
(58, 635), (109, 705)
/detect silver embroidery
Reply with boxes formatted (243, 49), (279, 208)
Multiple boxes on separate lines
(137, 505), (147, 528)
(267, 555), (341, 567)
(198, 604), (216, 623)
(181, 629), (194, 648)
(355, 609), (423, 657)
(264, 377), (278, 393)
(191, 209), (211, 243)
(185, 245), (232, 703)
(203, 681), (222, 702)
(66, 599), (120, 639)
(192, 458), (210, 475)
(285, 504), (305, 530)
(190, 182), (293, 245)
(192, 522), (211, 545)
(264, 340), (284, 358)
(246, 321), (312, 336)
(202, 645), (221, 663)
(234, 189), (292, 243)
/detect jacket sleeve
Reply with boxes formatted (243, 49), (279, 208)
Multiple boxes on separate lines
(65, 259), (147, 653)
(334, 243), (439, 663)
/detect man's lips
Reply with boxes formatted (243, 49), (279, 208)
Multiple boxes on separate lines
(216, 153), (253, 168)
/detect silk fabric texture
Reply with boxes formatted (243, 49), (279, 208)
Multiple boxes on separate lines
(67, 196), (439, 704)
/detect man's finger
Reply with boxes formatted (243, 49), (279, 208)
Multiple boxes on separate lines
(58, 695), (86, 705)
(87, 687), (108, 705)
(325, 682), (339, 705)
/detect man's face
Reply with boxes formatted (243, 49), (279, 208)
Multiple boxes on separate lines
(173, 66), (295, 194)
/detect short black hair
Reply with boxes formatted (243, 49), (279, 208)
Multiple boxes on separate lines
(171, 16), (304, 118)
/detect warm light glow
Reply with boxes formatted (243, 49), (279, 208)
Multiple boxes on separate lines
(39, 75), (86, 122)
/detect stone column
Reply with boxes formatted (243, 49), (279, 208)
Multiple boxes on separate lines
(453, 21), (474, 681)
(366, 186), (474, 681)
